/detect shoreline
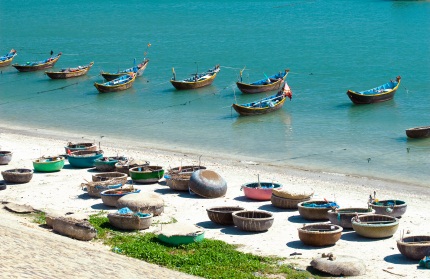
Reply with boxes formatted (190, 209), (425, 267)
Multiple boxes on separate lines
(1, 123), (427, 195)
(1, 128), (429, 279)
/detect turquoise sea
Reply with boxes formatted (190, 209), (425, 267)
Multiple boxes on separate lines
(1, 0), (429, 187)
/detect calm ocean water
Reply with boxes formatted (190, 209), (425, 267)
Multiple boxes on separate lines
(1, 0), (429, 187)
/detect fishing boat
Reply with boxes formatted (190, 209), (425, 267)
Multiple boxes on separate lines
(170, 64), (220, 90)
(346, 76), (401, 104)
(236, 69), (289, 94)
(101, 59), (149, 81)
(12, 53), (62, 72)
(94, 72), (136, 93)
(406, 126), (430, 139)
(45, 62), (94, 79)
(0, 49), (17, 67)
(232, 81), (292, 116)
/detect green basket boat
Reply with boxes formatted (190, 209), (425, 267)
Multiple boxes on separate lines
(158, 223), (205, 246)
(33, 156), (65, 172)
(129, 166), (164, 184)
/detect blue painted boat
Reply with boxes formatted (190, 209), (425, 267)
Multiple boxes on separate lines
(236, 69), (289, 94)
(68, 150), (104, 168)
(0, 49), (17, 67)
(94, 73), (136, 93)
(346, 76), (401, 104)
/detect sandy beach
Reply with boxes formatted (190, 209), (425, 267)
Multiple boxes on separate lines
(0, 127), (429, 279)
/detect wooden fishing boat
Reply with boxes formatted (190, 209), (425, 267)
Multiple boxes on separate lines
(170, 65), (220, 90)
(45, 62), (94, 79)
(346, 76), (401, 104)
(101, 59), (149, 81)
(0, 49), (17, 67)
(12, 53), (62, 72)
(406, 126), (430, 139)
(236, 69), (289, 94)
(232, 81), (292, 116)
(94, 72), (136, 93)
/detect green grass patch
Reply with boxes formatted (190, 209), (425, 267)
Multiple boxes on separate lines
(32, 211), (46, 224)
(89, 215), (315, 279)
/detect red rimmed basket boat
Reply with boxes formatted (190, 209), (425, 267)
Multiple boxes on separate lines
(46, 62), (94, 79)
(12, 52), (62, 72)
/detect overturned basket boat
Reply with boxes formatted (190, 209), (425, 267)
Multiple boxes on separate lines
(298, 223), (343, 247)
(327, 207), (375, 229)
(271, 188), (313, 209)
(352, 214), (399, 239)
(397, 235), (430, 260)
(232, 210), (274, 232)
(33, 156), (65, 172)
(1, 168), (33, 184)
(206, 206), (245, 226)
(370, 199), (407, 218)
(298, 200), (338, 221)
(0, 151), (13, 165)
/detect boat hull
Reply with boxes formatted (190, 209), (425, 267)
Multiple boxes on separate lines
(406, 126), (430, 139)
(0, 57), (15, 67)
(102, 60), (149, 81)
(236, 80), (284, 94)
(232, 97), (286, 116)
(129, 166), (164, 183)
(346, 89), (397, 104)
(46, 62), (93, 79)
(12, 54), (61, 72)
(33, 157), (65, 172)
(170, 72), (218, 90)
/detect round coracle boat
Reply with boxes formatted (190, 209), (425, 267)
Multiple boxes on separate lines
(327, 207), (375, 229)
(0, 151), (13, 165)
(108, 209), (153, 230)
(370, 199), (407, 218)
(157, 223), (205, 246)
(206, 206), (245, 225)
(82, 181), (123, 198)
(100, 187), (141, 207)
(397, 235), (430, 260)
(33, 156), (65, 172)
(64, 142), (97, 153)
(271, 194), (312, 209)
(241, 182), (282, 201)
(189, 169), (227, 198)
(129, 166), (164, 184)
(168, 172), (192, 191)
(94, 156), (127, 172)
(165, 165), (206, 187)
(232, 210), (274, 232)
(1, 168), (33, 184)
(92, 172), (128, 185)
(352, 214), (399, 239)
(115, 159), (150, 176)
(298, 200), (338, 221)
(68, 150), (103, 168)
(298, 223), (343, 246)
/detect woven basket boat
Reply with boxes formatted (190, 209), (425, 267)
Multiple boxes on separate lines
(271, 194), (311, 209)
(68, 150), (103, 168)
(241, 182), (282, 201)
(92, 172), (128, 184)
(108, 212), (153, 230)
(298, 223), (343, 246)
(232, 210), (274, 232)
(64, 142), (97, 153)
(1, 168), (33, 183)
(115, 160), (150, 176)
(83, 180), (123, 198)
(94, 156), (127, 172)
(0, 151), (13, 165)
(168, 172), (192, 191)
(352, 214), (399, 239)
(165, 165), (206, 187)
(370, 200), (407, 218)
(397, 235), (430, 260)
(33, 156), (65, 172)
(327, 208), (375, 229)
(100, 187), (141, 207)
(297, 200), (337, 221)
(206, 206), (245, 225)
